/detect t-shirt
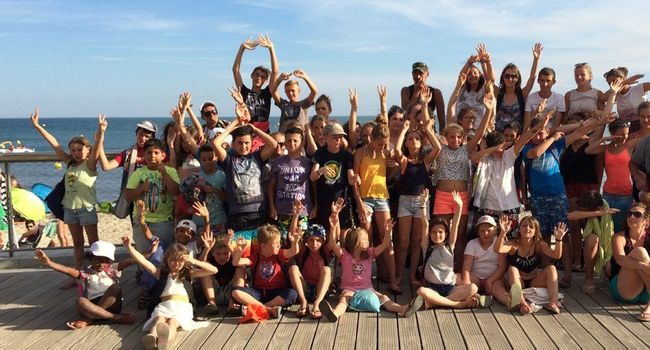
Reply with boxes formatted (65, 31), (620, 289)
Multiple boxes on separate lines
(192, 169), (227, 226)
(617, 84), (647, 123)
(63, 161), (97, 209)
(464, 238), (499, 280)
(631, 135), (650, 176)
(474, 147), (519, 211)
(312, 148), (354, 207)
(219, 150), (266, 215)
(456, 85), (487, 128)
(113, 147), (147, 169)
(79, 263), (121, 300)
(212, 258), (236, 287)
(276, 98), (312, 132)
(339, 248), (375, 292)
(126, 166), (180, 223)
(298, 250), (328, 286)
(525, 91), (566, 128)
(423, 244), (456, 285)
(522, 138), (566, 196)
(241, 85), (272, 124)
(250, 250), (289, 290)
(270, 155), (312, 216)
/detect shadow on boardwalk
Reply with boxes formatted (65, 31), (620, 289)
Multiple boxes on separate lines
(0, 268), (649, 349)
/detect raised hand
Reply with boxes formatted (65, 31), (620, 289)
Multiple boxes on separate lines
(179, 91), (192, 113)
(97, 113), (108, 134)
(166, 127), (178, 149)
(349, 88), (358, 108)
(234, 102), (251, 125)
(293, 69), (306, 79)
(483, 91), (495, 109)
(192, 201), (209, 218)
(279, 72), (292, 81)
(532, 42), (543, 59)
(553, 222), (568, 241)
(451, 190), (463, 208)
(377, 85), (387, 104)
(498, 215), (511, 237)
(224, 229), (235, 245)
(34, 249), (50, 266)
(384, 218), (395, 235)
(609, 79), (624, 94)
(330, 197), (346, 215)
(170, 106), (184, 125)
(292, 199), (303, 217)
(257, 33), (273, 48)
(288, 226), (302, 244)
(420, 86), (432, 105)
(235, 236), (247, 253)
(201, 229), (216, 250)
(476, 43), (489, 62)
(535, 98), (548, 114)
(241, 36), (258, 50)
(228, 86), (246, 106)
(30, 108), (40, 127)
(121, 236), (132, 247)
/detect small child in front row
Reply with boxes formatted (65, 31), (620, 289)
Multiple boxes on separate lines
(122, 236), (218, 350)
(319, 198), (423, 322)
(231, 224), (301, 318)
(416, 189), (483, 309)
(34, 241), (136, 330)
(200, 230), (237, 314)
(287, 200), (332, 319)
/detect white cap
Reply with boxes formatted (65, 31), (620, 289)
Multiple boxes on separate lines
(208, 127), (232, 145)
(90, 241), (116, 261)
(476, 215), (497, 227)
(136, 120), (158, 133)
(176, 219), (197, 233)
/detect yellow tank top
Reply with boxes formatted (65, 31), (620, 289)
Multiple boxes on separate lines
(359, 149), (389, 199)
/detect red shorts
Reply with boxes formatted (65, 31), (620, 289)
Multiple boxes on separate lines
(433, 190), (470, 215)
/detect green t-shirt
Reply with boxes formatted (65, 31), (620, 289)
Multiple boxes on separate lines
(62, 161), (97, 209)
(126, 166), (180, 223)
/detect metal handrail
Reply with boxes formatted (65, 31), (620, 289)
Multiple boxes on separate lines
(2, 151), (122, 257)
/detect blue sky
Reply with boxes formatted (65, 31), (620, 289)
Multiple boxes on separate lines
(0, 0), (648, 118)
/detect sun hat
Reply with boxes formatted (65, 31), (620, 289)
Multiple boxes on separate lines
(323, 123), (347, 136)
(136, 120), (158, 133)
(90, 241), (116, 261)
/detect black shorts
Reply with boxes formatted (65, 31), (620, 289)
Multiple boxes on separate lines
(90, 295), (122, 314)
(228, 211), (268, 232)
(314, 202), (355, 232)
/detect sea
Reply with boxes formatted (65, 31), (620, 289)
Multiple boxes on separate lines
(0, 116), (375, 202)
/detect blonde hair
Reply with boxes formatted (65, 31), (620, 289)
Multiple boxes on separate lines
(371, 124), (390, 140)
(574, 62), (593, 77)
(443, 123), (465, 137)
(284, 80), (300, 89)
(257, 224), (281, 244)
(343, 227), (370, 260)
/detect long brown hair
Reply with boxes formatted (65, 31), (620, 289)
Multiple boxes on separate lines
(161, 243), (191, 280)
(516, 216), (543, 245)
(343, 227), (370, 260)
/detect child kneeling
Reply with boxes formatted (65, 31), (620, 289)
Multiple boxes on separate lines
(231, 224), (300, 318)
(319, 199), (423, 322)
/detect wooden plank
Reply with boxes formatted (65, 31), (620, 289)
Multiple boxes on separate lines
(289, 310), (318, 349)
(564, 285), (647, 348)
(587, 287), (650, 347)
(0, 270), (53, 307)
(415, 309), (444, 349)
(511, 306), (557, 349)
(395, 289), (419, 350)
(453, 308), (488, 350)
(0, 272), (60, 323)
(198, 315), (239, 349)
(471, 308), (510, 349)
(176, 309), (227, 350)
(241, 312), (281, 350)
(560, 291), (621, 349)
(355, 309), (377, 350)
(378, 307), (398, 350)
(266, 304), (301, 349)
(333, 311), (357, 349)
(435, 309), (465, 349)
(530, 312), (579, 349)
(488, 303), (534, 350)
(311, 305), (338, 350)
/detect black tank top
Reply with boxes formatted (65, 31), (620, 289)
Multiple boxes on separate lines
(610, 229), (650, 277)
(507, 245), (541, 274)
(400, 160), (430, 195)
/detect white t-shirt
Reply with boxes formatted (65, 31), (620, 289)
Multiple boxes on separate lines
(525, 91), (566, 128)
(80, 263), (122, 300)
(456, 85), (487, 128)
(464, 238), (499, 280)
(473, 147), (520, 211)
(617, 84), (647, 123)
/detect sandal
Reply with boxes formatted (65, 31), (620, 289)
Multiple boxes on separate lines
(559, 278), (572, 289)
(520, 303), (533, 315)
(638, 312), (650, 322)
(319, 300), (338, 322)
(114, 312), (135, 325)
(404, 295), (423, 318)
(203, 303), (219, 316)
(142, 334), (157, 350)
(267, 306), (282, 319)
(66, 319), (91, 330)
(544, 302), (561, 314)
(296, 307), (309, 318)
(509, 284), (522, 310)
(478, 295), (494, 308)
(311, 310), (323, 319)
(581, 284), (597, 294)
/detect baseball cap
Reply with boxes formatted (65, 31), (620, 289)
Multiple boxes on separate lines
(323, 123), (347, 136)
(412, 62), (429, 73)
(200, 101), (218, 114)
(176, 219), (197, 234)
(136, 120), (158, 133)
(208, 127), (233, 145)
(476, 215), (497, 227)
(90, 241), (116, 261)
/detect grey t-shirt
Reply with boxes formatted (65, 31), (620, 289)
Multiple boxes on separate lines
(631, 135), (650, 174)
(219, 150), (267, 215)
(276, 98), (312, 132)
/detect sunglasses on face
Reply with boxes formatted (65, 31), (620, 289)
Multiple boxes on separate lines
(628, 211), (645, 218)
(504, 74), (518, 80)
(276, 142), (285, 147)
(202, 110), (217, 116)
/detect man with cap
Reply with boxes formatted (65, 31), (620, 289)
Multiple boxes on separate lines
(310, 122), (357, 231)
(400, 62), (446, 131)
(200, 101), (229, 144)
(99, 120), (158, 171)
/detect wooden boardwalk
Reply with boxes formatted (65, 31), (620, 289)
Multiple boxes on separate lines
(1, 268), (649, 349)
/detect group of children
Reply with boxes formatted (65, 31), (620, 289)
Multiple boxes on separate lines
(29, 35), (650, 348)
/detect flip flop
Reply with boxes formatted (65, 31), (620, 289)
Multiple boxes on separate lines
(296, 307), (309, 318)
(319, 300), (338, 322)
(203, 303), (219, 316)
(114, 312), (135, 325)
(311, 310), (323, 319)
(638, 312), (650, 322)
(156, 323), (170, 350)
(581, 284), (597, 294)
(404, 295), (424, 318)
(142, 334), (157, 350)
(479, 295), (494, 308)
(509, 284), (522, 310)
(544, 302), (560, 315)
(268, 306), (282, 319)
(66, 319), (90, 330)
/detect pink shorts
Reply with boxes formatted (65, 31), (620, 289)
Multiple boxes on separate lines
(432, 190), (470, 215)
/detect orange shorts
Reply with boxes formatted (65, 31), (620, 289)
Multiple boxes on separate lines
(432, 190), (470, 215)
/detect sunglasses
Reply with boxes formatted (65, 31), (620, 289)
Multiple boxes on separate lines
(202, 110), (217, 116)
(627, 211), (645, 218)
(504, 74), (518, 80)
(276, 142), (285, 147)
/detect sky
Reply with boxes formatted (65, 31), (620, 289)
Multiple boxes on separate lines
(0, 0), (649, 118)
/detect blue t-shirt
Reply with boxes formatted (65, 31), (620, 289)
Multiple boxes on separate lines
(192, 169), (227, 227)
(218, 150), (266, 215)
(522, 138), (566, 196)
(270, 155), (312, 216)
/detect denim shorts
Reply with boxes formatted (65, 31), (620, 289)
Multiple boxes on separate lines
(397, 195), (429, 218)
(362, 197), (390, 214)
(232, 286), (297, 306)
(603, 192), (634, 233)
(63, 207), (98, 226)
(428, 283), (455, 297)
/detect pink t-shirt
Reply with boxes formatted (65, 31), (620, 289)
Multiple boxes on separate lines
(339, 248), (375, 292)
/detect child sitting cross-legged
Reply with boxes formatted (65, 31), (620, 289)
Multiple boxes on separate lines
(198, 229), (238, 315)
(319, 198), (423, 322)
(287, 200), (332, 319)
(231, 224), (301, 318)
(34, 242), (136, 330)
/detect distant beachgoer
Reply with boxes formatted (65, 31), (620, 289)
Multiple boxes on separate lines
(31, 109), (103, 272)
